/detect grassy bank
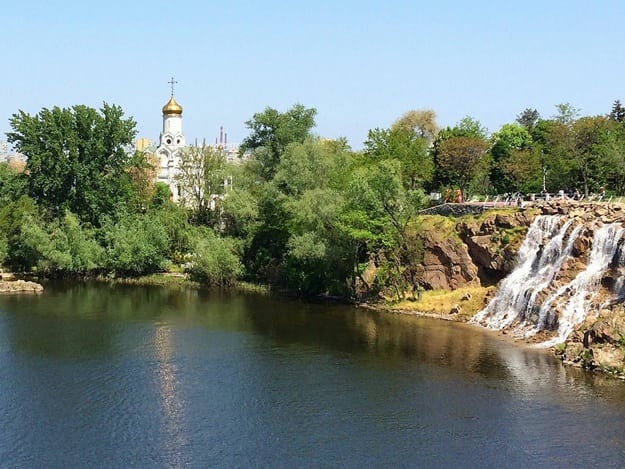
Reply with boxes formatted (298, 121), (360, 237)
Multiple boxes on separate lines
(387, 286), (495, 321)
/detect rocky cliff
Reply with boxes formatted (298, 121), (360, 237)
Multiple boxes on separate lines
(445, 200), (625, 378)
(417, 209), (537, 290)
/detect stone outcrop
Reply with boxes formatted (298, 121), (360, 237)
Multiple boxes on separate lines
(419, 230), (480, 290)
(0, 279), (44, 294)
(418, 208), (536, 290)
(557, 306), (625, 378)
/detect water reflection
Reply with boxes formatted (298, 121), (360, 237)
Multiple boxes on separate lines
(1, 282), (625, 467)
(153, 324), (187, 466)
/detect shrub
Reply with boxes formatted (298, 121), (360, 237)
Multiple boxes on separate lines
(102, 213), (170, 276)
(186, 228), (243, 286)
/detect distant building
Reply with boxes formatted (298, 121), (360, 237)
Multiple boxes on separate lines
(0, 140), (26, 168)
(135, 138), (155, 152)
(0, 141), (9, 163)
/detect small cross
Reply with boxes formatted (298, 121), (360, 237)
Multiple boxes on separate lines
(168, 76), (178, 96)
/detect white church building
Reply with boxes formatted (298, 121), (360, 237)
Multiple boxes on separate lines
(151, 79), (240, 203)
(154, 90), (186, 201)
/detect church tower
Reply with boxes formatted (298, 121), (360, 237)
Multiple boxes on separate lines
(155, 77), (185, 201)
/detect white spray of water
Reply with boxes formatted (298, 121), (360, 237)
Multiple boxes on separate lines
(471, 215), (571, 330)
(538, 223), (624, 347)
(473, 215), (625, 347)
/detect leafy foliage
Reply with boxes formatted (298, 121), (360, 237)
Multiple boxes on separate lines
(175, 144), (229, 226)
(391, 109), (439, 142)
(102, 213), (171, 276)
(20, 212), (103, 275)
(240, 104), (317, 181)
(186, 228), (242, 286)
(516, 108), (540, 132)
(7, 103), (138, 226)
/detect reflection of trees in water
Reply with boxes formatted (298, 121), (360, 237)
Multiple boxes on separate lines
(244, 301), (513, 378)
(2, 282), (622, 403)
(0, 285), (117, 357)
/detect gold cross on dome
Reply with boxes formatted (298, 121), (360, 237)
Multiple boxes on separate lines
(168, 76), (178, 96)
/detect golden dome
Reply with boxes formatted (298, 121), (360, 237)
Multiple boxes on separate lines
(162, 96), (183, 115)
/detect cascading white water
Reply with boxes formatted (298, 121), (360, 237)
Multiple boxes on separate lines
(471, 215), (574, 330)
(612, 240), (625, 299)
(472, 215), (625, 346)
(538, 223), (624, 347)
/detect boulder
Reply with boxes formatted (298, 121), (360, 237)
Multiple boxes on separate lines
(0, 279), (44, 294)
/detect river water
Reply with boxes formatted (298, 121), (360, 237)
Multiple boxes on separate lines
(1, 282), (625, 468)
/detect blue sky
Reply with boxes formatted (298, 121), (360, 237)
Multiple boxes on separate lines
(2, 1), (624, 150)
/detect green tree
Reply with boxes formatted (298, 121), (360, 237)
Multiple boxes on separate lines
(609, 100), (625, 123)
(240, 104), (317, 181)
(220, 188), (259, 240)
(20, 211), (103, 275)
(489, 123), (533, 193)
(364, 127), (434, 191)
(501, 146), (543, 194)
(0, 162), (27, 206)
(243, 184), (292, 283)
(436, 136), (490, 198)
(0, 233), (7, 267)
(0, 195), (43, 271)
(432, 116), (489, 193)
(102, 213), (171, 276)
(284, 188), (352, 295)
(552, 102), (580, 125)
(516, 108), (540, 133)
(273, 136), (353, 196)
(7, 103), (138, 225)
(571, 115), (615, 195)
(174, 144), (228, 225)
(342, 159), (428, 299)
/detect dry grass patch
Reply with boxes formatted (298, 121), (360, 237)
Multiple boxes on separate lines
(391, 286), (496, 321)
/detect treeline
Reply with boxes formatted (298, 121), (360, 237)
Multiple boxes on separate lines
(1, 100), (625, 298)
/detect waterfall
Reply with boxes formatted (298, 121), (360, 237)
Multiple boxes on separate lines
(471, 215), (574, 330)
(612, 240), (625, 299)
(538, 223), (624, 347)
(472, 215), (625, 346)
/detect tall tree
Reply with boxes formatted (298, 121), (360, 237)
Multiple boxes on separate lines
(609, 100), (625, 123)
(273, 137), (352, 196)
(174, 144), (228, 226)
(489, 123), (533, 193)
(432, 116), (489, 193)
(342, 159), (427, 299)
(7, 103), (138, 225)
(436, 136), (490, 198)
(239, 104), (317, 181)
(391, 109), (439, 143)
(0, 162), (27, 206)
(570, 115), (614, 196)
(516, 108), (540, 132)
(363, 127), (434, 191)
(552, 102), (580, 125)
